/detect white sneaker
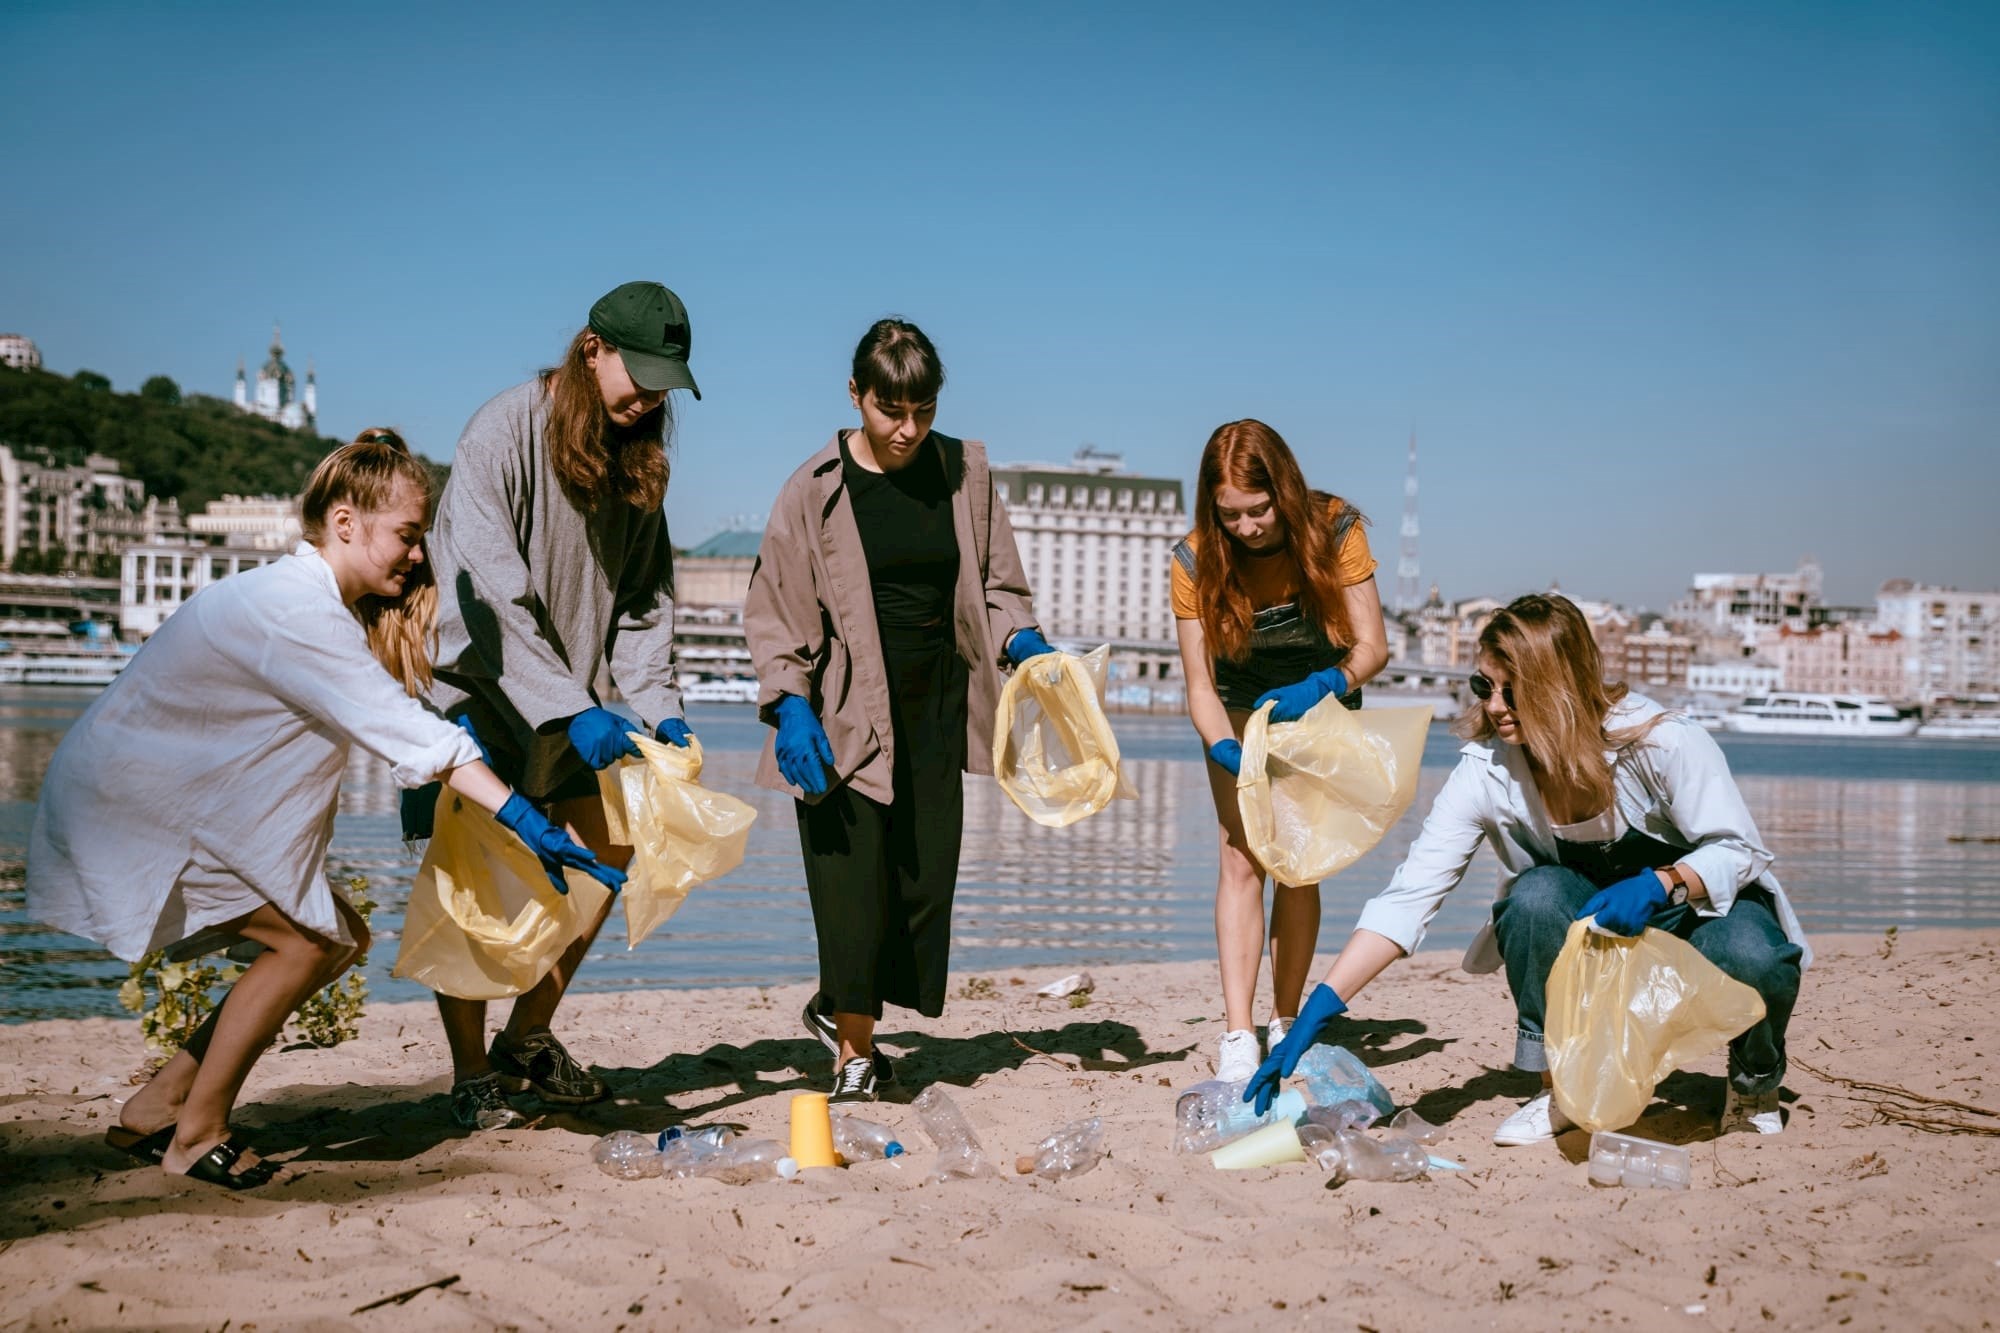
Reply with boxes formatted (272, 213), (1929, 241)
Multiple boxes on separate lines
(1216, 1029), (1261, 1083)
(1720, 1087), (1783, 1135)
(1265, 1016), (1289, 1053)
(1493, 1090), (1573, 1146)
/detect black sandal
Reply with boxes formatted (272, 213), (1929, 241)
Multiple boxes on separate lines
(104, 1124), (175, 1165)
(178, 1136), (271, 1191)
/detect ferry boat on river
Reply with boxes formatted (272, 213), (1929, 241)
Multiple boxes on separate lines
(1719, 692), (1919, 738)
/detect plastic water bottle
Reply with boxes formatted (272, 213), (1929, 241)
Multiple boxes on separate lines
(1293, 1046), (1395, 1119)
(693, 1136), (800, 1185)
(913, 1085), (996, 1180)
(831, 1114), (907, 1162)
(1022, 1117), (1107, 1180)
(1304, 1098), (1381, 1133)
(1172, 1079), (1306, 1154)
(1331, 1128), (1430, 1182)
(1388, 1108), (1445, 1145)
(658, 1124), (737, 1152)
(591, 1129), (663, 1180)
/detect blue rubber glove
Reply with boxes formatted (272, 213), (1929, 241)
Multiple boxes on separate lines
(655, 717), (695, 748)
(1578, 870), (1668, 937)
(1253, 666), (1350, 724)
(567, 706), (641, 769)
(772, 694), (835, 795)
(1242, 982), (1348, 1115)
(1005, 627), (1057, 666)
(495, 792), (627, 895)
(1207, 738), (1243, 775)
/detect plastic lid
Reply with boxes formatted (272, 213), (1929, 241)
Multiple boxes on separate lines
(775, 1157), (799, 1179)
(884, 1142), (905, 1158)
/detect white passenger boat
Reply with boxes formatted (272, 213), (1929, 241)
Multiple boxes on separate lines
(1719, 692), (1919, 738)
(681, 677), (760, 704)
(1915, 714), (2000, 741)
(0, 652), (132, 687)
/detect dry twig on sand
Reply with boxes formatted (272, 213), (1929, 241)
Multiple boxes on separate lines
(1795, 1058), (2000, 1136)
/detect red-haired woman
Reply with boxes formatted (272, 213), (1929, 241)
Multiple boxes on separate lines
(1171, 419), (1389, 1083)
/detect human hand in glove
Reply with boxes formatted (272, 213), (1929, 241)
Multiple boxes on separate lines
(1207, 738), (1243, 775)
(1252, 666), (1349, 723)
(655, 717), (695, 747)
(1577, 870), (1667, 937)
(567, 706), (641, 769)
(773, 694), (835, 795)
(495, 792), (627, 895)
(1005, 627), (1056, 666)
(1242, 982), (1348, 1115)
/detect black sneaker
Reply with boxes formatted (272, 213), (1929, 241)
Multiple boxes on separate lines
(451, 1072), (527, 1131)
(802, 994), (898, 1085)
(489, 1029), (608, 1105)
(828, 1054), (878, 1105)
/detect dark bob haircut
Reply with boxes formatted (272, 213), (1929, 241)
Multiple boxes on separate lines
(851, 318), (945, 404)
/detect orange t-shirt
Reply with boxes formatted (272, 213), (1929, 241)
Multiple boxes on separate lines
(1169, 498), (1376, 619)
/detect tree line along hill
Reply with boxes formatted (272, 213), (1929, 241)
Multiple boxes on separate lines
(0, 365), (386, 514)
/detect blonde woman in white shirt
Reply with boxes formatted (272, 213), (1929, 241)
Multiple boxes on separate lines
(28, 432), (624, 1190)
(1242, 593), (1808, 1142)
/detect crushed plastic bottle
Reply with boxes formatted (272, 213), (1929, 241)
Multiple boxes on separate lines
(1304, 1098), (1381, 1133)
(914, 1085), (998, 1180)
(1387, 1108), (1445, 1145)
(1587, 1130), (1690, 1190)
(1331, 1129), (1430, 1182)
(1020, 1117), (1107, 1180)
(691, 1136), (800, 1185)
(591, 1129), (663, 1180)
(1172, 1079), (1306, 1154)
(831, 1114), (907, 1162)
(1293, 1046), (1396, 1119)
(658, 1124), (738, 1152)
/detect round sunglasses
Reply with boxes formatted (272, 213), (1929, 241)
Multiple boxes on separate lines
(1468, 672), (1516, 709)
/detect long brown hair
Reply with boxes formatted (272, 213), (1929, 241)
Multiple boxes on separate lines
(540, 330), (672, 510)
(1192, 419), (1359, 661)
(299, 428), (438, 696)
(1454, 593), (1666, 812)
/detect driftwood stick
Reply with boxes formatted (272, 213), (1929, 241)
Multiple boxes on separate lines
(351, 1274), (460, 1314)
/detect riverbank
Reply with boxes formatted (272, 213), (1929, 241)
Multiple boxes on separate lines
(2, 930), (1997, 1331)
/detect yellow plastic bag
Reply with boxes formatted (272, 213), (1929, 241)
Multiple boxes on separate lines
(1546, 919), (1769, 1132)
(1235, 697), (1432, 886)
(597, 733), (757, 949)
(391, 788), (611, 1001)
(993, 645), (1136, 828)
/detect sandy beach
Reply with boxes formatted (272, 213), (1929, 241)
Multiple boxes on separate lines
(2, 928), (1996, 1332)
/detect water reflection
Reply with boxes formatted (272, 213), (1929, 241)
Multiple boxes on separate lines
(3, 689), (1998, 1022)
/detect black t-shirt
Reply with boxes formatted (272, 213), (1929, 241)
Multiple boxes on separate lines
(841, 430), (959, 631)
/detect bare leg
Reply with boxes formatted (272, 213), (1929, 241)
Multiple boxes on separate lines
(1266, 881), (1323, 1021)
(1205, 717), (1269, 1033)
(497, 793), (628, 1044)
(161, 902), (364, 1176)
(834, 1012), (876, 1064)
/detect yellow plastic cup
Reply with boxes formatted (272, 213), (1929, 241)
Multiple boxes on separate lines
(1210, 1120), (1307, 1170)
(789, 1092), (838, 1169)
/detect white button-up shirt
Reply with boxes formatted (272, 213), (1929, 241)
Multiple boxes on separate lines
(1353, 695), (1811, 973)
(28, 547), (483, 962)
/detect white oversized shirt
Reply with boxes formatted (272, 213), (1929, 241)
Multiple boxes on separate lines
(1353, 695), (1812, 974)
(27, 547), (483, 962)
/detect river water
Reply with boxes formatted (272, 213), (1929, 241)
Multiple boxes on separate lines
(2, 688), (1997, 1022)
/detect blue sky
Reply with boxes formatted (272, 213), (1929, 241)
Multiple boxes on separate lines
(3, 1), (1994, 609)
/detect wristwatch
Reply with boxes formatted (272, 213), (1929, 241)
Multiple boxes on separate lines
(1661, 866), (1691, 908)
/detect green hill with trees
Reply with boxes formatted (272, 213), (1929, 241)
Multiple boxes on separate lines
(0, 364), (345, 512)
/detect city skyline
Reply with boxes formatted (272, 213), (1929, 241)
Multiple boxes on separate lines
(3, 2), (1995, 610)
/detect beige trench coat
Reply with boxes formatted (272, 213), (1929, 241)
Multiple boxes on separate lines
(743, 431), (1038, 805)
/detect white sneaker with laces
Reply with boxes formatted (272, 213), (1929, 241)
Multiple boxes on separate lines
(1265, 1016), (1289, 1054)
(1720, 1086), (1783, 1135)
(1493, 1090), (1573, 1146)
(1216, 1029), (1261, 1083)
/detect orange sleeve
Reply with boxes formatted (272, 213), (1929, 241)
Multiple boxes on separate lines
(1170, 536), (1201, 618)
(1337, 517), (1377, 586)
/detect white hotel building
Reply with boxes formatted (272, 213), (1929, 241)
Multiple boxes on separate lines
(991, 448), (1186, 691)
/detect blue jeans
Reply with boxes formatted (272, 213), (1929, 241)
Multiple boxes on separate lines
(1491, 864), (1802, 1096)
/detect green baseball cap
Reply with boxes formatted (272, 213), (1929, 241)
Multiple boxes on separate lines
(588, 280), (700, 399)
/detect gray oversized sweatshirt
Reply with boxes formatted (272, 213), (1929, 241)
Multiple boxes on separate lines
(427, 379), (682, 797)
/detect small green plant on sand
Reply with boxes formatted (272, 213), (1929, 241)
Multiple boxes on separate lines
(957, 975), (999, 1001)
(119, 878), (374, 1059)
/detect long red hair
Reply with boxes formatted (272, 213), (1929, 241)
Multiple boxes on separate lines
(1193, 419), (1357, 662)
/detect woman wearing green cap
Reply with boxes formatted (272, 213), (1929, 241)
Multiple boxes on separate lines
(410, 281), (701, 1131)
(744, 318), (1051, 1104)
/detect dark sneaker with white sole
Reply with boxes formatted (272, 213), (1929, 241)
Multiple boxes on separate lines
(489, 1029), (608, 1105)
(451, 1071), (528, 1131)
(828, 1054), (879, 1105)
(802, 993), (897, 1085)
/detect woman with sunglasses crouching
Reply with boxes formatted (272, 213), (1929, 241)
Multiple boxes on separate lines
(1241, 593), (1809, 1144)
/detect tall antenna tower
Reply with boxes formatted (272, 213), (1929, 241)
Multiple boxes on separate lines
(1396, 430), (1421, 613)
